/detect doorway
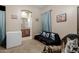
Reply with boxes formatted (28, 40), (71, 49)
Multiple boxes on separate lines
(21, 10), (32, 39)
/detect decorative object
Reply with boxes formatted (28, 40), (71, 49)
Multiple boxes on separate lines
(56, 13), (66, 23)
(36, 18), (39, 21)
(11, 14), (17, 19)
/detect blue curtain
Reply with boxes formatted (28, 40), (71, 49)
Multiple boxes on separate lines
(41, 10), (52, 32)
(0, 10), (6, 44)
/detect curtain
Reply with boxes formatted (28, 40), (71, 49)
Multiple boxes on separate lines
(41, 10), (52, 32)
(0, 10), (6, 45)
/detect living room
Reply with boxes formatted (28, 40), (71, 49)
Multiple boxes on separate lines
(0, 5), (79, 53)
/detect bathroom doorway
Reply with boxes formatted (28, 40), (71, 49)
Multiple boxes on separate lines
(21, 10), (32, 39)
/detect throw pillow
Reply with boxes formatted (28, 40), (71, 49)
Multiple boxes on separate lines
(42, 32), (46, 37)
(45, 33), (50, 38)
(50, 33), (55, 40)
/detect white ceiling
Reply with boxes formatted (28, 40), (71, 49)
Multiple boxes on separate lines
(30, 5), (48, 9)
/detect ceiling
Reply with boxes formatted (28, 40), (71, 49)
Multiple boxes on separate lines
(30, 5), (49, 9)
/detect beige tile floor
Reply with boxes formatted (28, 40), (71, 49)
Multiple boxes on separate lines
(0, 39), (45, 53)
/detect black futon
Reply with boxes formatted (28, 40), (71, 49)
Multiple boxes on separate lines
(34, 31), (61, 45)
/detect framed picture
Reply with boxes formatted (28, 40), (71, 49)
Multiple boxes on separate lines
(56, 13), (66, 23)
(11, 14), (17, 19)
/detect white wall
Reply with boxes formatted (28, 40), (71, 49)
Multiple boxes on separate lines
(6, 5), (42, 48)
(41, 5), (77, 39)
(6, 5), (42, 38)
(6, 5), (77, 39)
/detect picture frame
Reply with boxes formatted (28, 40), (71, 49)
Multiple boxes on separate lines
(11, 14), (18, 19)
(56, 13), (66, 23)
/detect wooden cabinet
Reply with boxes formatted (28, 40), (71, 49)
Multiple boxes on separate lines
(21, 29), (30, 37)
